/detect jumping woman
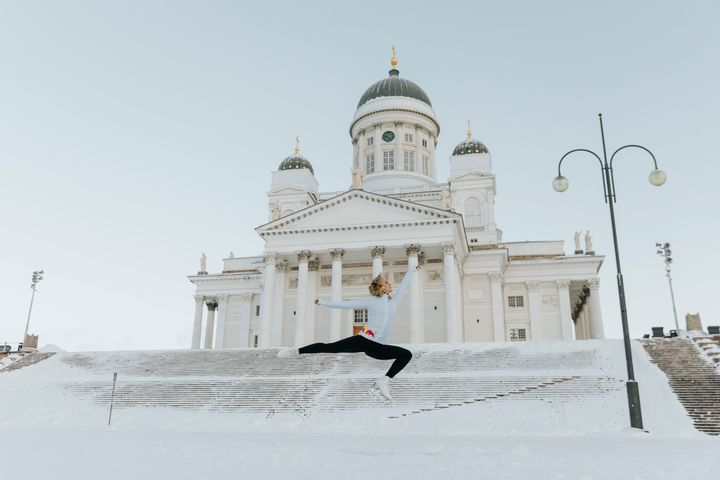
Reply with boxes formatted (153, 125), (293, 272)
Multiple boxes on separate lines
(278, 265), (421, 400)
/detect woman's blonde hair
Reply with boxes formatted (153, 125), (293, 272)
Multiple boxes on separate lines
(369, 273), (386, 297)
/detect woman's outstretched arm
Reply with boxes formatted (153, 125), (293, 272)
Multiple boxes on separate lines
(316, 298), (369, 309)
(391, 265), (421, 302)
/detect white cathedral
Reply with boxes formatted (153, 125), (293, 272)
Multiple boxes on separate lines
(188, 54), (606, 350)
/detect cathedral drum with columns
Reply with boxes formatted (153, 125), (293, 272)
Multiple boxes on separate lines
(188, 53), (605, 349)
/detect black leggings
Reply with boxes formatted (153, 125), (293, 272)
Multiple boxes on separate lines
(299, 335), (412, 378)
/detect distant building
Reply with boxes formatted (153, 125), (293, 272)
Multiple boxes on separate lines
(189, 54), (604, 349)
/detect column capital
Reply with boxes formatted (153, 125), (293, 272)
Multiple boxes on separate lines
(556, 279), (571, 289)
(526, 280), (541, 291)
(405, 244), (422, 256)
(263, 252), (279, 264)
(205, 299), (219, 310)
(370, 246), (386, 259)
(275, 259), (290, 272)
(587, 278), (600, 289)
(308, 257), (320, 271)
(489, 271), (503, 283)
(330, 248), (345, 260)
(441, 241), (456, 255)
(296, 250), (313, 262)
(194, 295), (205, 303)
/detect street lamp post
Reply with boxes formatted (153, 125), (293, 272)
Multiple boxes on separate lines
(24, 270), (44, 340)
(552, 113), (667, 430)
(656, 242), (680, 334)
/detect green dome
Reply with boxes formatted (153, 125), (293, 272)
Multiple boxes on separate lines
(279, 154), (314, 175)
(357, 69), (432, 108)
(452, 138), (489, 156)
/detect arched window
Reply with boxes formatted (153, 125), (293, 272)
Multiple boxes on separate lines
(464, 197), (482, 227)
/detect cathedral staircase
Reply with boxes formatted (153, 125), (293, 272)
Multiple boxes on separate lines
(642, 337), (720, 435)
(0, 340), (700, 435)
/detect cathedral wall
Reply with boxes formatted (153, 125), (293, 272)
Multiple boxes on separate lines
(532, 282), (563, 341)
(420, 290), (446, 343)
(461, 275), (495, 342)
(503, 282), (531, 339)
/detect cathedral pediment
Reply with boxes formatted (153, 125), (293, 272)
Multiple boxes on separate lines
(268, 185), (311, 196)
(450, 171), (492, 181)
(256, 189), (458, 234)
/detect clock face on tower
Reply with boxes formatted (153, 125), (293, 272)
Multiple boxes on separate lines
(382, 131), (395, 142)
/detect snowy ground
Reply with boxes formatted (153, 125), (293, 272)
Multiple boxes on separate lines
(1, 430), (718, 479)
(1, 340), (718, 479)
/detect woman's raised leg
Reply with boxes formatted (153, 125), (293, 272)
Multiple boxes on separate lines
(299, 336), (365, 354)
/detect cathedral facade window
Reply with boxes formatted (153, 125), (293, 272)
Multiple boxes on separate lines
(404, 150), (415, 170)
(508, 296), (524, 308)
(422, 154), (429, 174)
(367, 137), (374, 146)
(404, 133), (414, 142)
(383, 150), (395, 170)
(464, 197), (482, 227)
(366, 153), (375, 173)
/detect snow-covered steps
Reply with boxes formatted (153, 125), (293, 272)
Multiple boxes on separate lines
(0, 351), (55, 372)
(0, 340), (701, 436)
(642, 338), (720, 436)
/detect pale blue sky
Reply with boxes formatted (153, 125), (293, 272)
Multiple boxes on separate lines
(1, 0), (718, 351)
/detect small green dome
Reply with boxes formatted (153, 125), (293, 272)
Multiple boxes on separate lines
(452, 138), (489, 156)
(279, 154), (314, 175)
(357, 69), (432, 108)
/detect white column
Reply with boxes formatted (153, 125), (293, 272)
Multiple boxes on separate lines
(587, 278), (605, 339)
(556, 280), (573, 340)
(371, 246), (385, 277)
(238, 292), (253, 348)
(526, 281), (542, 341)
(352, 137), (359, 171)
(204, 298), (218, 349)
(330, 249), (345, 342)
(259, 252), (278, 348)
(414, 124), (422, 174)
(489, 272), (505, 341)
(271, 259), (289, 346)
(214, 295), (229, 349)
(294, 250), (312, 346)
(580, 308), (590, 340)
(455, 259), (464, 340)
(576, 309), (584, 339)
(442, 242), (459, 343)
(394, 121), (402, 170)
(191, 295), (204, 349)
(373, 122), (382, 172)
(306, 257), (319, 342)
(406, 244), (422, 343)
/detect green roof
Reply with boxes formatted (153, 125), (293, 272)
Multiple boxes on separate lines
(279, 155), (314, 175)
(452, 139), (489, 156)
(357, 69), (432, 108)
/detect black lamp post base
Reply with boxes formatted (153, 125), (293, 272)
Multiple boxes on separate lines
(626, 380), (644, 429)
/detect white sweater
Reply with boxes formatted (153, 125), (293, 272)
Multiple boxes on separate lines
(317, 267), (416, 344)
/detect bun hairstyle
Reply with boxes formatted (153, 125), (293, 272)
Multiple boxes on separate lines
(369, 273), (386, 297)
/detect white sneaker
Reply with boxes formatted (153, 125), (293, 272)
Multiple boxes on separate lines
(277, 347), (299, 358)
(373, 376), (393, 400)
